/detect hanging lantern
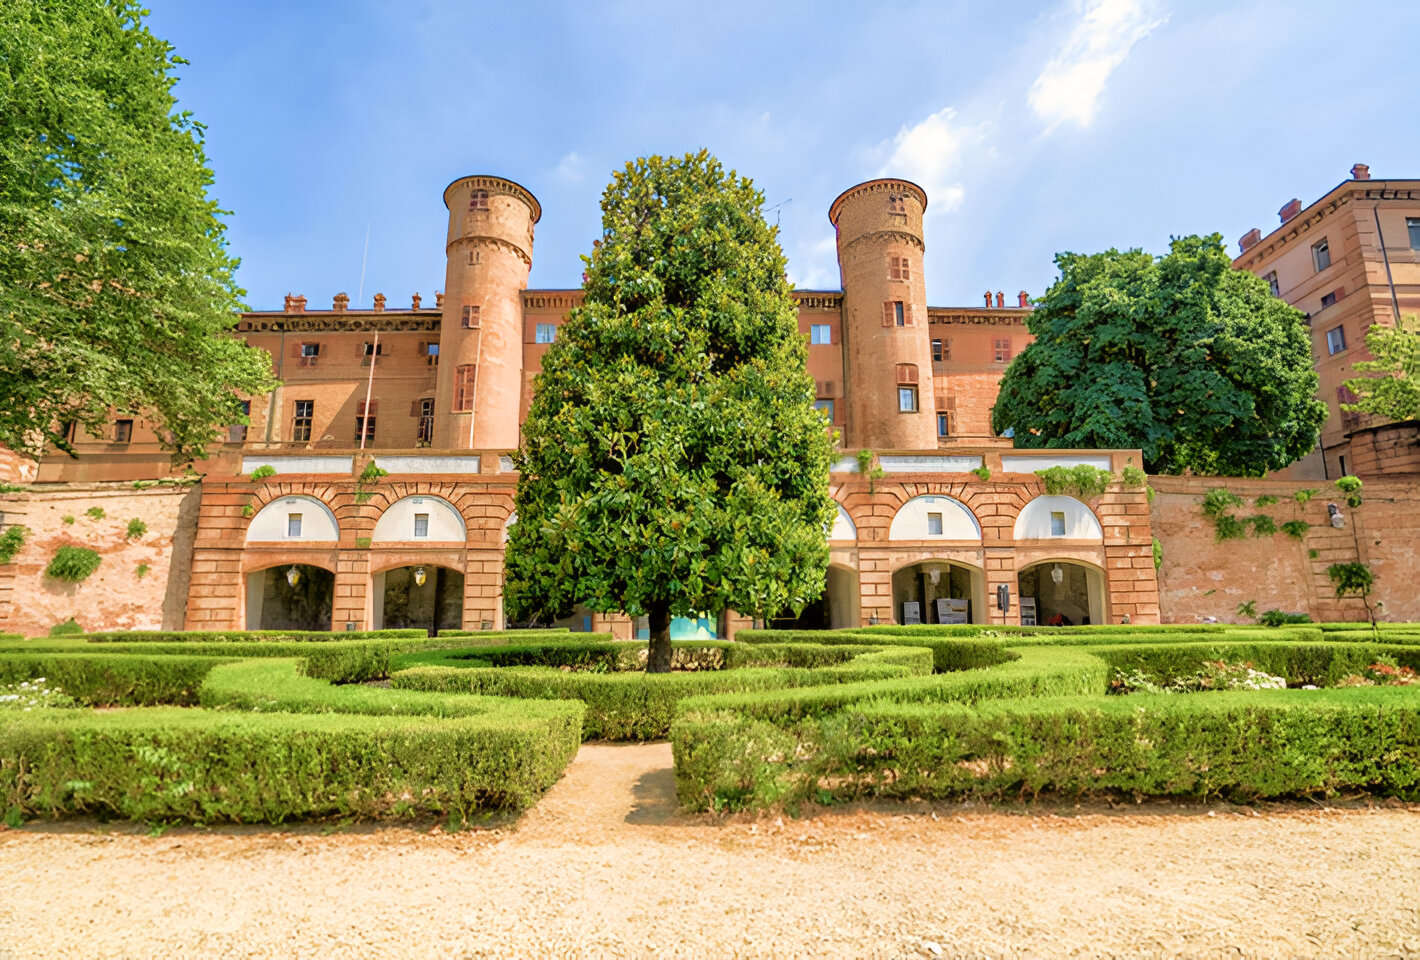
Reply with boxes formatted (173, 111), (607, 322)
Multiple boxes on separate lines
(1050, 564), (1064, 585)
(413, 566), (427, 587)
(286, 566), (301, 588)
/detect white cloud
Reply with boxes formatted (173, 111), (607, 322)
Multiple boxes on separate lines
(553, 151), (586, 183)
(876, 106), (992, 218)
(1029, 0), (1167, 131)
(788, 234), (840, 290)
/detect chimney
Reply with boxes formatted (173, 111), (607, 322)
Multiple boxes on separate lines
(283, 293), (307, 313)
(1278, 199), (1302, 223)
(372, 292), (386, 312)
(984, 291), (993, 308)
(1017, 291), (1029, 308)
(332, 292), (349, 312)
(1238, 228), (1262, 253)
(1351, 163), (1370, 181)
(434, 291), (445, 308)
(995, 291), (1005, 309)
(411, 292), (422, 309)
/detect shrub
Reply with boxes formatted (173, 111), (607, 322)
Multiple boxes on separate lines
(125, 518), (147, 539)
(248, 464), (276, 481)
(0, 525), (27, 564)
(84, 506), (106, 520)
(1260, 610), (1311, 627)
(0, 653), (231, 706)
(48, 619), (83, 637)
(0, 677), (77, 710)
(1035, 465), (1112, 498)
(45, 546), (102, 582)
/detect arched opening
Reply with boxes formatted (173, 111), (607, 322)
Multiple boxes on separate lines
(889, 495), (981, 541)
(245, 495), (339, 543)
(890, 561), (986, 625)
(372, 495), (467, 543)
(373, 565), (464, 633)
(1018, 561), (1106, 627)
(770, 564), (861, 630)
(245, 564), (334, 630)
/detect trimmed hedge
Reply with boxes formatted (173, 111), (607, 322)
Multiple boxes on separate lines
(2, 706), (582, 820)
(0, 653), (234, 706)
(78, 628), (429, 643)
(389, 640), (934, 740)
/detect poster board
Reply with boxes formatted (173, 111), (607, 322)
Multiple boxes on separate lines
(1020, 596), (1038, 627)
(936, 597), (969, 625)
(902, 601), (921, 625)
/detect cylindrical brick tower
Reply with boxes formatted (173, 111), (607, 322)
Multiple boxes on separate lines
(829, 178), (937, 451)
(435, 175), (540, 449)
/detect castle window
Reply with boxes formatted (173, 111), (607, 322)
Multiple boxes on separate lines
(813, 399), (834, 421)
(535, 323), (557, 344)
(361, 341), (384, 365)
(926, 512), (943, 535)
(469, 190), (489, 210)
(1264, 271), (1280, 297)
(896, 363), (918, 384)
(413, 513), (429, 538)
(291, 400), (313, 443)
(887, 195), (906, 216)
(468, 249), (480, 265)
(810, 323), (832, 345)
(937, 412), (950, 437)
(1320, 290), (1338, 309)
(1408, 218), (1420, 250)
(300, 342), (320, 358)
(454, 364), (476, 412)
(425, 342), (439, 366)
(355, 401), (376, 445)
(416, 398), (435, 446)
(113, 419), (133, 444)
(1326, 325), (1347, 355)
(287, 513), (302, 537)
(898, 386), (918, 413)
(888, 256), (911, 282)
(1312, 237), (1330, 272)
(1050, 511), (1066, 536)
(462, 305), (480, 329)
(993, 338), (1012, 363)
(931, 339), (943, 362)
(883, 301), (907, 327)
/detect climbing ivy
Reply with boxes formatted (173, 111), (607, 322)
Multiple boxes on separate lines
(0, 525), (27, 564)
(1035, 465), (1113, 498)
(45, 546), (102, 583)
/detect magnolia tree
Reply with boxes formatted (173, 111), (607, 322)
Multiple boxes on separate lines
(0, 1), (274, 460)
(504, 151), (836, 672)
(991, 235), (1326, 475)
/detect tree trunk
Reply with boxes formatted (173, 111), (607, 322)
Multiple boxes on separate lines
(647, 601), (672, 674)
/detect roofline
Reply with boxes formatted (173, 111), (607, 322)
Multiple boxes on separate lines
(828, 178), (929, 225)
(441, 174), (542, 222)
(1235, 176), (1420, 265)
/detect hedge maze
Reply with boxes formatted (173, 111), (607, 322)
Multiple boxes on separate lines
(2, 622), (1418, 824)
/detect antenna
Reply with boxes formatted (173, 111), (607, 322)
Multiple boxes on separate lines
(764, 198), (792, 227)
(356, 223), (371, 307)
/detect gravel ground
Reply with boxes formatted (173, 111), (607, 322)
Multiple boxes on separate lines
(2, 742), (1419, 959)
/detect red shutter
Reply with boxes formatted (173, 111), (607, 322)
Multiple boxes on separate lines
(409, 399), (420, 417)
(882, 302), (893, 327)
(896, 363), (917, 384)
(902, 259), (911, 281)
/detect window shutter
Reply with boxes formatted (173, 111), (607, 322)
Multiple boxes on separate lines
(902, 259), (911, 281)
(896, 363), (917, 384)
(904, 304), (914, 326)
(888, 258), (900, 281)
(409, 399), (420, 417)
(357, 400), (378, 416)
(882, 302), (893, 327)
(290, 342), (304, 359)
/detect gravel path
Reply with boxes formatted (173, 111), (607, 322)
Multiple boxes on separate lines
(2, 742), (1419, 959)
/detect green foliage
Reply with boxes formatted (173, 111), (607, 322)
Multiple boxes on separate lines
(354, 536), (372, 549)
(1281, 520), (1310, 540)
(0, 0), (276, 461)
(125, 517), (147, 539)
(1341, 314), (1420, 423)
(505, 151), (836, 656)
(0, 482), (26, 494)
(0, 652), (229, 705)
(1200, 487), (1243, 517)
(248, 465), (276, 481)
(61, 515), (75, 525)
(1245, 514), (1277, 537)
(1335, 475), (1363, 509)
(1152, 536), (1163, 570)
(1294, 488), (1318, 505)
(240, 502), (254, 518)
(1236, 600), (1257, 620)
(991, 235), (1326, 475)
(1259, 610), (1311, 627)
(1309, 549), (1319, 559)
(1035, 464), (1113, 498)
(0, 524), (27, 564)
(132, 475), (200, 490)
(135, 562), (150, 579)
(48, 618), (83, 636)
(1254, 494), (1279, 507)
(1121, 464), (1147, 487)
(1328, 562), (1375, 599)
(84, 506), (105, 520)
(44, 545), (102, 582)
(970, 465), (991, 482)
(357, 461), (388, 484)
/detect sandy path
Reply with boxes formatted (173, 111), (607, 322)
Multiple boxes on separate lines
(2, 742), (1419, 959)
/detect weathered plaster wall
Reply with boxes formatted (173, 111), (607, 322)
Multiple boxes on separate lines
(0, 484), (200, 637)
(1152, 475), (1420, 624)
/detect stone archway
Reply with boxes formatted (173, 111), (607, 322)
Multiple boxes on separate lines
(1018, 560), (1107, 627)
(373, 565), (464, 634)
(890, 560), (986, 625)
(770, 563), (861, 630)
(245, 563), (335, 630)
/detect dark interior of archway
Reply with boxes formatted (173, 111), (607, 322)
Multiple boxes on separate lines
(1019, 564), (1092, 626)
(257, 565), (334, 631)
(893, 563), (975, 624)
(382, 566), (464, 634)
(770, 589), (830, 630)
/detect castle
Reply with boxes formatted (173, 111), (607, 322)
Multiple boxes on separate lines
(3, 166), (1418, 637)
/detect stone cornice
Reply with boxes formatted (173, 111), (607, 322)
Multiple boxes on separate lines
(457, 233), (531, 267)
(441, 174), (542, 223)
(1234, 180), (1420, 270)
(840, 230), (925, 254)
(793, 291), (844, 310)
(928, 309), (1031, 326)
(523, 291), (585, 310)
(829, 178), (929, 225)
(236, 312), (441, 334)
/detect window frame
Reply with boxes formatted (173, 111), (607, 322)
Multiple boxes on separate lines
(535, 322), (557, 344)
(993, 337), (1012, 363)
(1312, 237), (1331, 272)
(113, 419), (133, 444)
(286, 513), (303, 538)
(809, 323), (832, 345)
(812, 398), (834, 421)
(291, 400), (314, 444)
(355, 416), (376, 445)
(926, 512), (943, 536)
(1325, 324), (1347, 356)
(937, 412), (950, 437)
(931, 338), (943, 363)
(454, 364), (476, 412)
(1408, 217), (1420, 251)
(898, 385), (918, 413)
(461, 305), (480, 329)
(413, 513), (430, 538)
(1049, 511), (1066, 537)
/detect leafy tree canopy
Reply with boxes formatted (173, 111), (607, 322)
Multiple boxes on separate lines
(505, 151), (836, 671)
(991, 234), (1325, 476)
(0, 0), (275, 461)
(1343, 314), (1420, 423)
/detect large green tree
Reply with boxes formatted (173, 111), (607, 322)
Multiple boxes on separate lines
(991, 234), (1325, 475)
(0, 0), (275, 461)
(1342, 314), (1420, 423)
(505, 151), (836, 672)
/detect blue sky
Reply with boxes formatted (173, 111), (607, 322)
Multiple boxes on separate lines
(146, 0), (1419, 311)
